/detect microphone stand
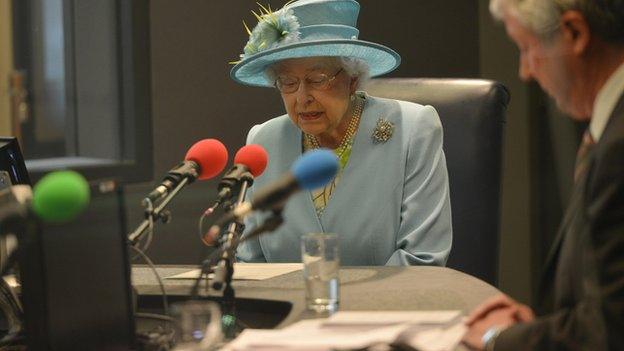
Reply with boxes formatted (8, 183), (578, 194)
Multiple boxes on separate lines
(189, 207), (284, 298)
(213, 191), (246, 340)
(188, 208), (284, 340)
(189, 171), (286, 339)
(127, 177), (190, 246)
(200, 177), (251, 340)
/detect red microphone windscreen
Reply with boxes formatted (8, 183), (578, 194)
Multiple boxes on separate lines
(233, 144), (269, 177)
(185, 139), (229, 180)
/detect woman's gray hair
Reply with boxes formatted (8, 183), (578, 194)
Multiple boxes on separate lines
(490, 0), (624, 43)
(338, 57), (370, 90)
(264, 57), (371, 90)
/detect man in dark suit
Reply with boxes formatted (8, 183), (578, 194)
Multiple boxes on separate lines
(463, 1), (624, 350)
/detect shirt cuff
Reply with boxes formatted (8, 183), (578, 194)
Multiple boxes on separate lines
(482, 326), (501, 351)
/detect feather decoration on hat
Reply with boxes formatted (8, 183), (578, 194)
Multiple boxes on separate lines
(232, 2), (300, 63)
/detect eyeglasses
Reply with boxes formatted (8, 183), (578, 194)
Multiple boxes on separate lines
(275, 68), (343, 94)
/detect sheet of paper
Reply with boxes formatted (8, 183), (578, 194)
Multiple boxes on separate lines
(224, 311), (467, 351)
(401, 322), (467, 351)
(166, 263), (303, 281)
(325, 310), (462, 326)
(224, 319), (410, 351)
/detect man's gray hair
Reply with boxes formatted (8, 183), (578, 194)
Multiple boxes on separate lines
(490, 0), (624, 43)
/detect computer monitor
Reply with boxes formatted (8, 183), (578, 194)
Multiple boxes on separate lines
(0, 137), (31, 269)
(16, 177), (136, 349)
(0, 137), (31, 190)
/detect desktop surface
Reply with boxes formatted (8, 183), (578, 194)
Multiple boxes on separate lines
(133, 265), (499, 329)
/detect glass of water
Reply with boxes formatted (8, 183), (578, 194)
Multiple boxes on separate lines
(301, 232), (340, 313)
(171, 300), (222, 351)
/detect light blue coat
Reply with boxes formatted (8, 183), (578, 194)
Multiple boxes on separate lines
(236, 94), (452, 266)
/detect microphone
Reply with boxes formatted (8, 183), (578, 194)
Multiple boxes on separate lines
(0, 171), (90, 275)
(0, 170), (90, 228)
(32, 170), (90, 223)
(215, 144), (269, 206)
(205, 149), (338, 243)
(145, 139), (228, 203)
(200, 144), (268, 245)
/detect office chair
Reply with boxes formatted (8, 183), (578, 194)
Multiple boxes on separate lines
(365, 78), (509, 286)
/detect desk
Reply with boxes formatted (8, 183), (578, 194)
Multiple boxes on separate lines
(132, 265), (499, 328)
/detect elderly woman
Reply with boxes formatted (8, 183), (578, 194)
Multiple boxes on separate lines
(231, 0), (452, 266)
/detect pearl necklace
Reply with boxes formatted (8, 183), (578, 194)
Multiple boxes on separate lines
(304, 95), (365, 156)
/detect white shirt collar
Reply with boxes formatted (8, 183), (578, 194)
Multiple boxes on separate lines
(591, 61), (624, 141)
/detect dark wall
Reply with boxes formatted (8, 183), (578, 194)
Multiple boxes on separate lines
(127, 0), (480, 264)
(359, 1), (480, 79)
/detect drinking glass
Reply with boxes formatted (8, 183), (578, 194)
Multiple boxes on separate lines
(301, 232), (340, 312)
(171, 300), (222, 351)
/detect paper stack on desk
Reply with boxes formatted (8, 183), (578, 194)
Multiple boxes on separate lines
(224, 311), (466, 351)
(166, 263), (303, 281)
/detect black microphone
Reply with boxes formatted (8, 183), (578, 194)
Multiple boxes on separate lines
(145, 139), (228, 203)
(214, 144), (268, 206)
(204, 149), (339, 244)
(146, 162), (198, 203)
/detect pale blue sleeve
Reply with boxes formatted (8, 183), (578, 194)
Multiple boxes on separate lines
(235, 124), (267, 263)
(385, 105), (453, 266)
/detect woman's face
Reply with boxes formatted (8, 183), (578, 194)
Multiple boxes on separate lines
(272, 57), (357, 141)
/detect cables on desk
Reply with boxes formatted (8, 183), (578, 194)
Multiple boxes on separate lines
(130, 245), (169, 317)
(130, 246), (177, 350)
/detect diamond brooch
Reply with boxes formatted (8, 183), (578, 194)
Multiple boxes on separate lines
(372, 118), (394, 144)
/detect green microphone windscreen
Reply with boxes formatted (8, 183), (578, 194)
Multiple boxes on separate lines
(32, 171), (90, 223)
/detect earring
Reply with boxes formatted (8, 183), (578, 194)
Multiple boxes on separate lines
(350, 94), (356, 102)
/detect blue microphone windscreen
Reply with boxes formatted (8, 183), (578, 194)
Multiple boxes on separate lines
(291, 149), (339, 190)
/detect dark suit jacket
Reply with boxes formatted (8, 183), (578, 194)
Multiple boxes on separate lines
(495, 94), (624, 350)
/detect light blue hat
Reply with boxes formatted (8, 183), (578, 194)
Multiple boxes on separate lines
(230, 0), (401, 87)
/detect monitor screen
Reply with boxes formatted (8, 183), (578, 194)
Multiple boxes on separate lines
(0, 137), (30, 294)
(0, 137), (31, 191)
(0, 137), (135, 349)
(18, 181), (136, 350)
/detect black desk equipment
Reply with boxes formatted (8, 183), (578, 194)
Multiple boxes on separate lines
(18, 182), (136, 350)
(0, 137), (31, 190)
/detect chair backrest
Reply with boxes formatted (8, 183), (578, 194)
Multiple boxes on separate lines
(365, 78), (509, 286)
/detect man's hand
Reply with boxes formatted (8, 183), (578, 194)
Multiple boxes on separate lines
(462, 294), (535, 350)
(465, 294), (534, 325)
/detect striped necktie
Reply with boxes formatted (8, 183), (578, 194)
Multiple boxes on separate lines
(574, 129), (596, 183)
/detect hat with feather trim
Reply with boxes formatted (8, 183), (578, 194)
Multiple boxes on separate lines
(230, 0), (401, 87)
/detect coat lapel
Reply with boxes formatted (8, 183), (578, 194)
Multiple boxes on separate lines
(281, 119), (324, 232)
(539, 167), (588, 302)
